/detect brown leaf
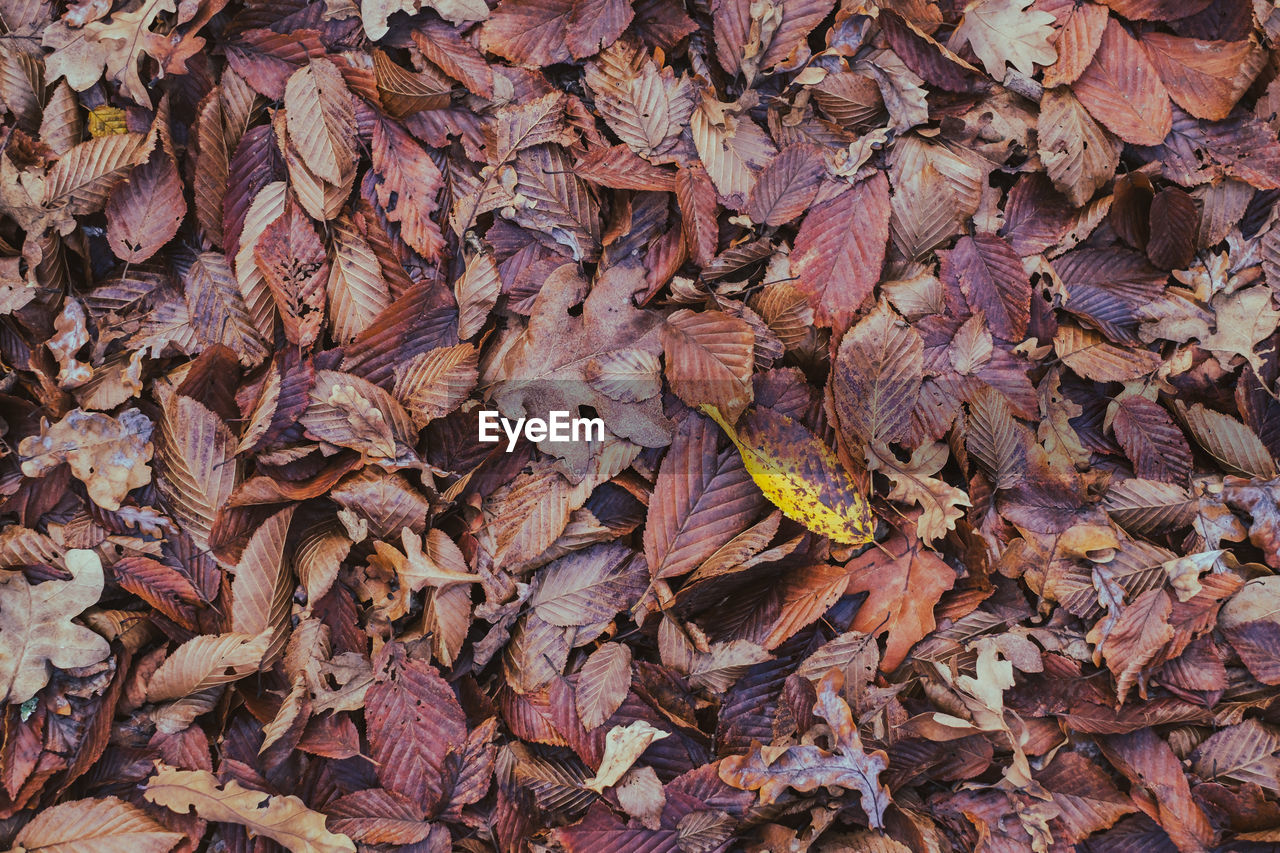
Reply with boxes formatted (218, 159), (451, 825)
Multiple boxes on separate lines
(844, 529), (956, 671)
(746, 143), (826, 227)
(0, 550), (109, 704)
(662, 309), (754, 422)
(105, 153), (185, 263)
(832, 300), (922, 448)
(719, 671), (890, 826)
(1042, 0), (1108, 88)
(792, 173), (891, 329)
(939, 234), (1031, 341)
(576, 642), (632, 730)
(644, 413), (765, 581)
(284, 58), (356, 186)
(1072, 18), (1172, 146)
(254, 199), (328, 347)
(1139, 32), (1265, 122)
(1099, 729), (1214, 851)
(366, 645), (468, 814)
(12, 796), (181, 853)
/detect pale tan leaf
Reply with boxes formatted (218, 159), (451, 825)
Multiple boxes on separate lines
(45, 131), (152, 215)
(576, 642), (631, 730)
(951, 0), (1056, 83)
(302, 370), (416, 462)
(284, 57), (356, 185)
(392, 344), (479, 429)
(455, 251), (499, 340)
(1039, 87), (1121, 207)
(155, 394), (238, 552)
(868, 442), (971, 544)
(233, 181), (288, 341)
(1191, 719), (1280, 793)
(232, 507), (295, 637)
(1178, 402), (1277, 479)
(327, 215), (391, 345)
(691, 97), (776, 207)
(1054, 323), (1163, 382)
(294, 521), (352, 607)
(0, 550), (110, 705)
(144, 765), (356, 853)
(584, 348), (662, 402)
(583, 721), (669, 792)
(146, 631), (271, 702)
(584, 40), (694, 161)
(12, 796), (181, 853)
(19, 408), (154, 511)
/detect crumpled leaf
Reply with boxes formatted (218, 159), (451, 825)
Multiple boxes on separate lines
(19, 407), (154, 511)
(583, 720), (670, 792)
(951, 0), (1056, 83)
(719, 671), (890, 827)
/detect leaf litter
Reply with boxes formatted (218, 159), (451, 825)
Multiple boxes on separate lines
(1, 0), (1280, 850)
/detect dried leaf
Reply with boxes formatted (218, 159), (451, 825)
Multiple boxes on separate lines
(19, 408), (153, 511)
(144, 765), (356, 853)
(0, 550), (110, 704)
(704, 405), (874, 546)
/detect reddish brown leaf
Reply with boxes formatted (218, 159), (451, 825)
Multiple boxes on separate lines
(746, 143), (826, 227)
(1073, 17), (1173, 146)
(939, 234), (1031, 341)
(791, 172), (890, 330)
(844, 529), (957, 671)
(254, 199), (328, 347)
(366, 644), (468, 815)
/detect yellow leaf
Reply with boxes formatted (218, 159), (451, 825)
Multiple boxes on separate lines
(88, 106), (128, 137)
(702, 405), (874, 546)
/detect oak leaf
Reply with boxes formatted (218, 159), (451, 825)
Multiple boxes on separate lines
(843, 528), (956, 671)
(19, 407), (154, 511)
(951, 0), (1056, 83)
(719, 671), (889, 826)
(0, 549), (110, 704)
(485, 261), (669, 478)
